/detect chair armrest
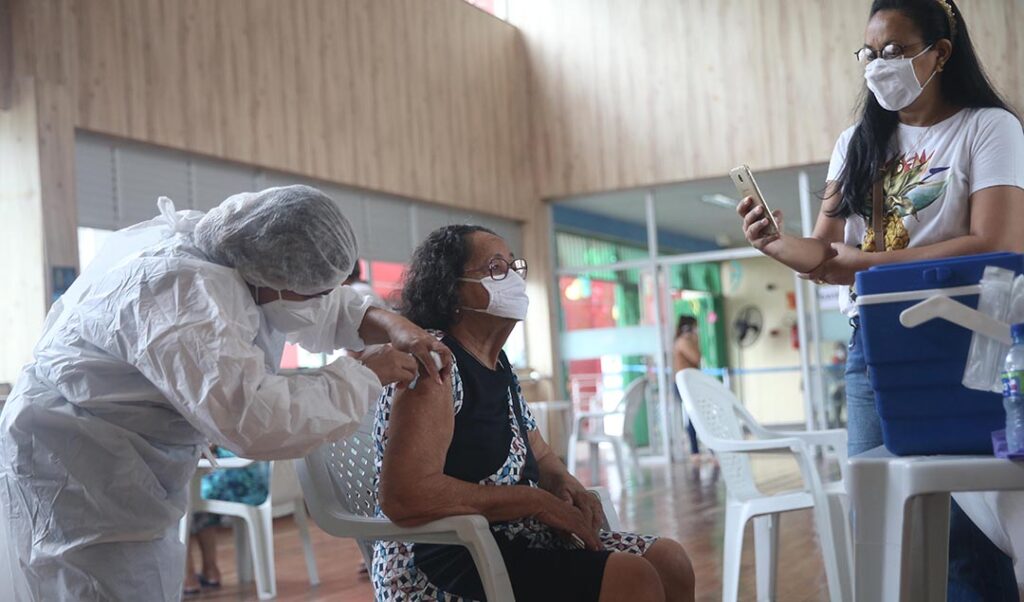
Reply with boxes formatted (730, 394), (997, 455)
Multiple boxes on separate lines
(773, 429), (848, 450)
(587, 486), (620, 531)
(773, 428), (849, 479)
(707, 437), (809, 455)
(318, 512), (490, 544)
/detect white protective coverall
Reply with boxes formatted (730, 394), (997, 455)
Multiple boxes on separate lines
(0, 200), (382, 600)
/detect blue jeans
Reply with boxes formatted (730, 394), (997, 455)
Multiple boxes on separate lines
(846, 323), (1018, 600)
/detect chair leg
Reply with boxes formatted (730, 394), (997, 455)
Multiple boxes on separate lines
(827, 492), (854, 601)
(293, 501), (320, 586)
(611, 440), (628, 488)
(629, 443), (642, 483)
(566, 431), (579, 476)
(722, 504), (747, 602)
(253, 507), (277, 600)
(753, 514), (779, 602)
(236, 508), (276, 600)
(234, 520), (253, 584)
(810, 496), (846, 602)
(917, 493), (951, 602)
(589, 442), (601, 485)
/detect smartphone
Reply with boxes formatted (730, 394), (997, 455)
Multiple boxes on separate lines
(730, 165), (780, 236)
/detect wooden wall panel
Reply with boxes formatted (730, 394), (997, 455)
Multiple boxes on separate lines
(74, 0), (535, 220)
(1, 0), (78, 383)
(509, 0), (1024, 199)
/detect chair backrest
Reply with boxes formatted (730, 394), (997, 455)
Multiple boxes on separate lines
(323, 411), (379, 518)
(675, 369), (760, 500)
(298, 411), (378, 518)
(620, 377), (648, 448)
(297, 412), (379, 567)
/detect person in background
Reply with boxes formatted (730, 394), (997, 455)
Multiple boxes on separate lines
(344, 259), (386, 307)
(737, 1), (1024, 598)
(672, 316), (704, 461)
(182, 448), (269, 596)
(0, 185), (450, 601)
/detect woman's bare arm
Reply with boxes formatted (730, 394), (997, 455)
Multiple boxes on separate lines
(378, 374), (601, 548)
(739, 181), (845, 273)
(807, 185), (1024, 285)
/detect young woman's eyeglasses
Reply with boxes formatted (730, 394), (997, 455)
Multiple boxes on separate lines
(854, 41), (929, 65)
(464, 257), (528, 281)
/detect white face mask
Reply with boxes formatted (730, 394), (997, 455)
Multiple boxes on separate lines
(459, 271), (530, 321)
(864, 45), (937, 111)
(258, 288), (340, 350)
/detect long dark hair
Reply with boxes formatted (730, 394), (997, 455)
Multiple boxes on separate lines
(830, 0), (1017, 219)
(400, 225), (496, 331)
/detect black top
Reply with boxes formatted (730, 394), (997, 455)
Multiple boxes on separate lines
(441, 334), (540, 486)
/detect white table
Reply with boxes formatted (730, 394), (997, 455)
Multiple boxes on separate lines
(848, 446), (1024, 601)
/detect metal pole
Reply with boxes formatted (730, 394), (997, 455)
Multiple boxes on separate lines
(794, 171), (816, 433)
(645, 190), (673, 462)
(799, 170), (829, 431)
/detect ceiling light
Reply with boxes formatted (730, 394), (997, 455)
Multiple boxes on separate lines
(700, 194), (739, 209)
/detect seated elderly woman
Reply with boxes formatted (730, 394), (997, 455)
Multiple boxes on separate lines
(373, 225), (695, 602)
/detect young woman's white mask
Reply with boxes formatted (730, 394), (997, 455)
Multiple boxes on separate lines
(864, 45), (937, 111)
(459, 271), (530, 321)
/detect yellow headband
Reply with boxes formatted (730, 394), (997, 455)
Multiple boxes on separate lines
(935, 0), (957, 40)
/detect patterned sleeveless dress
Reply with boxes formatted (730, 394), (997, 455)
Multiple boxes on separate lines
(371, 334), (657, 601)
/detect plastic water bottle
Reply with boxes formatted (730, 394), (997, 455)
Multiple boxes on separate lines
(1003, 323), (1024, 453)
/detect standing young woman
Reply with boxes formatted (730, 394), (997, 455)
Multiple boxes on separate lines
(737, 1), (1024, 598)
(672, 316), (704, 459)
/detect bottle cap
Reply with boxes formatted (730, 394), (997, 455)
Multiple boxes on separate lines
(1013, 323), (1024, 343)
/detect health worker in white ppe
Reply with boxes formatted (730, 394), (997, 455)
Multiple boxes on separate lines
(0, 185), (451, 601)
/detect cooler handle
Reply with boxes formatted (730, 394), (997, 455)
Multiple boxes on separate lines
(899, 294), (1012, 345)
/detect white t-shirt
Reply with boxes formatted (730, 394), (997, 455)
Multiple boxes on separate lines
(826, 107), (1024, 315)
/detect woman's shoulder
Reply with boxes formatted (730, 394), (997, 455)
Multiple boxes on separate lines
(960, 107), (1023, 138)
(965, 106), (1021, 126)
(837, 123), (859, 140)
(833, 123), (859, 147)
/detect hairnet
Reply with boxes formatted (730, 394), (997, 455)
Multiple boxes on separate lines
(193, 185), (358, 295)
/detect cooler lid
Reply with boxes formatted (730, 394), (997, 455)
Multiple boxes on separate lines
(855, 252), (1023, 297)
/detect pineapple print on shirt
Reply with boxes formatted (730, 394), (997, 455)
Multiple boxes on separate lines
(862, 149), (950, 252)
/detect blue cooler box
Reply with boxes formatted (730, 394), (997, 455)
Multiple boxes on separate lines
(855, 252), (1024, 455)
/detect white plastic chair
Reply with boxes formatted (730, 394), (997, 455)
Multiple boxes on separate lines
(567, 376), (647, 486)
(296, 412), (621, 601)
(676, 369), (852, 602)
(180, 459), (320, 600)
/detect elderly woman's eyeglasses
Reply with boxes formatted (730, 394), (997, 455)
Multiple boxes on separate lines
(464, 257), (528, 281)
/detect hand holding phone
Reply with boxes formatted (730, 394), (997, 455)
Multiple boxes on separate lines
(732, 164), (836, 273)
(731, 165), (780, 237)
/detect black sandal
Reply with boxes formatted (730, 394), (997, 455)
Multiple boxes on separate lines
(199, 574), (221, 588)
(183, 576), (201, 597)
